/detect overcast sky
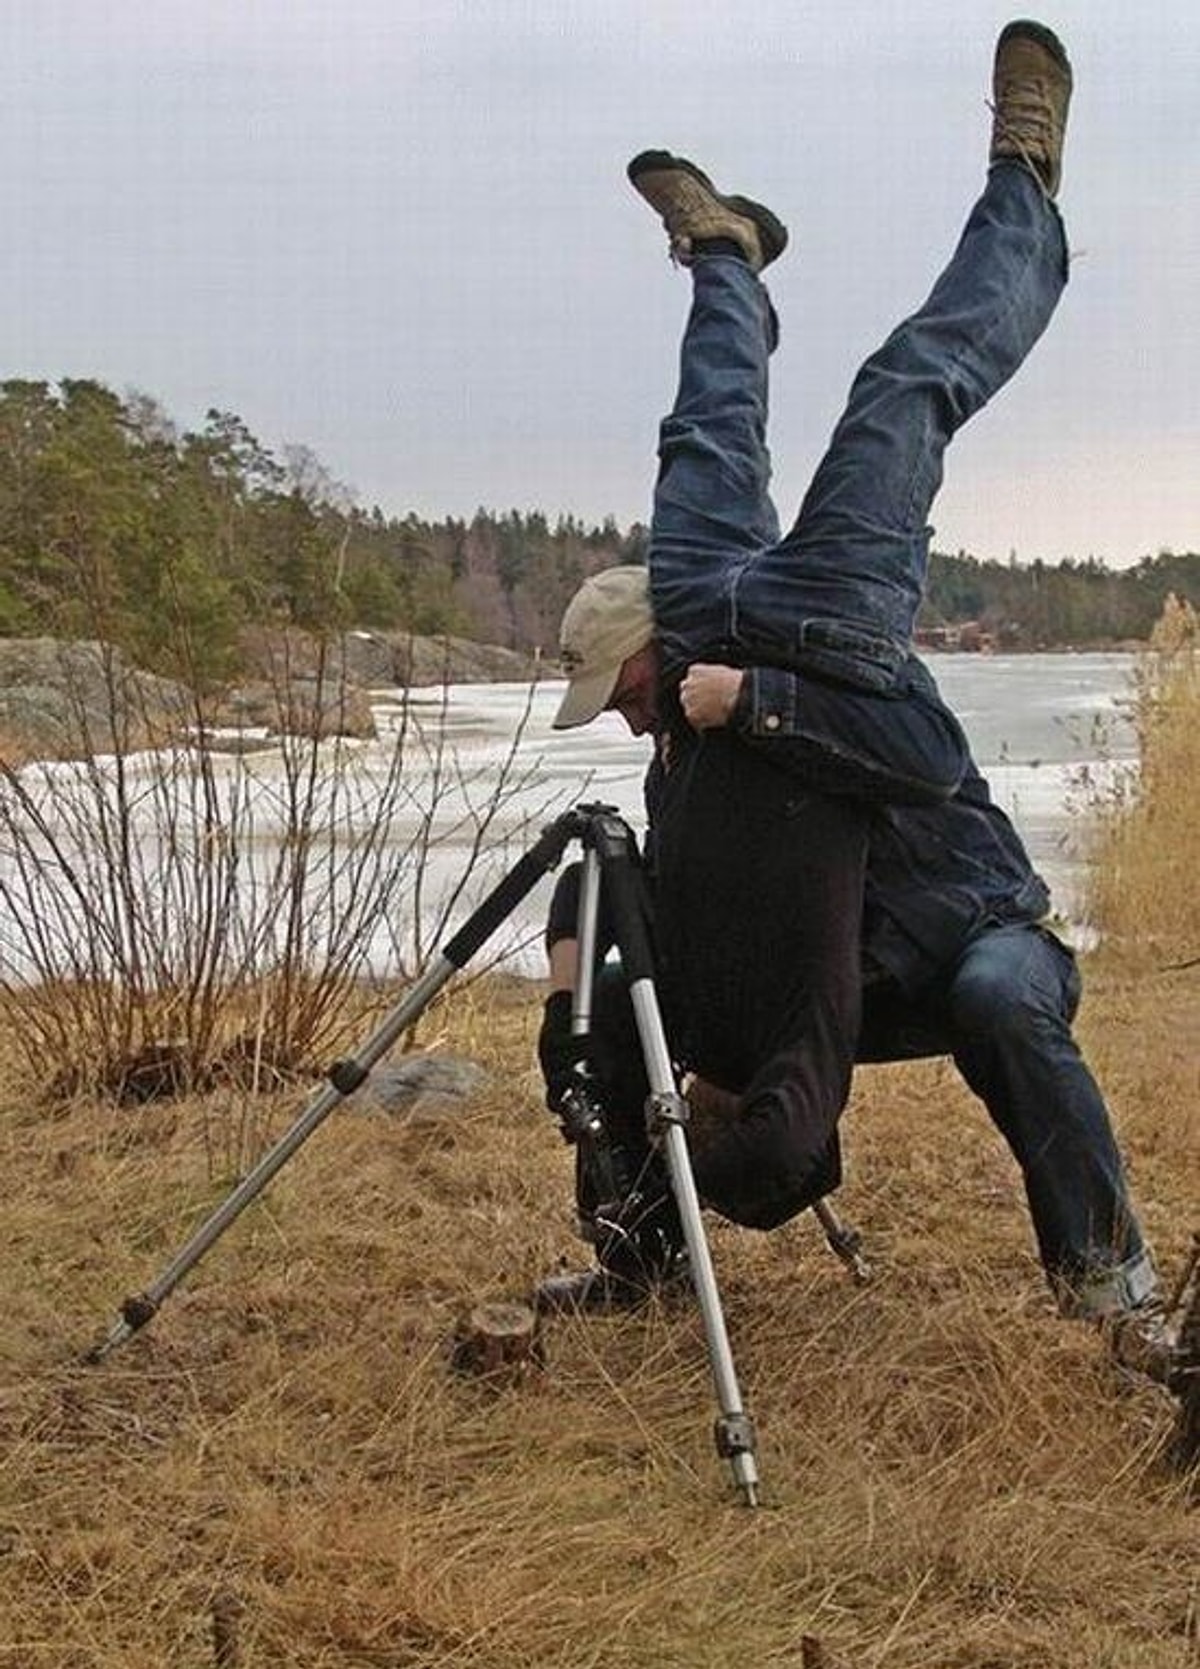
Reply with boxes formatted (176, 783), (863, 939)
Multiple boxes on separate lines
(2, 1), (1196, 567)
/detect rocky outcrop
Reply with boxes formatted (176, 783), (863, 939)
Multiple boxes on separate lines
(384, 632), (537, 687)
(0, 638), (192, 760)
(237, 626), (536, 689)
(205, 630), (537, 745)
(204, 677), (377, 741)
(0, 629), (540, 762)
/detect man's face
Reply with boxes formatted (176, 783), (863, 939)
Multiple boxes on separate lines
(605, 643), (659, 736)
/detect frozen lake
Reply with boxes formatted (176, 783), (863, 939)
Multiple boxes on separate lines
(388, 649), (1138, 967)
(0, 651), (1139, 983)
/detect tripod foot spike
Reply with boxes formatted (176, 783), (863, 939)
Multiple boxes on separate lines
(83, 1318), (133, 1366)
(732, 1453), (761, 1508)
(82, 1292), (158, 1365)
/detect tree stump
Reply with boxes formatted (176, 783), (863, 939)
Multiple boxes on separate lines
(451, 1301), (544, 1380)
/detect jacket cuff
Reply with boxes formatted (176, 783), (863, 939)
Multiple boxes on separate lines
(734, 666), (797, 737)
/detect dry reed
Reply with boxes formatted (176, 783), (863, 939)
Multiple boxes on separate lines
(1085, 593), (1200, 972)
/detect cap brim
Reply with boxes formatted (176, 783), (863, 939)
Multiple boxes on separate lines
(551, 662), (621, 730)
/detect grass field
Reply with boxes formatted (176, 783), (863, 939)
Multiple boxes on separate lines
(3, 618), (1198, 1667)
(3, 957), (1197, 1667)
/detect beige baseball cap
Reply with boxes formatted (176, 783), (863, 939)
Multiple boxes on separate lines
(552, 564), (655, 730)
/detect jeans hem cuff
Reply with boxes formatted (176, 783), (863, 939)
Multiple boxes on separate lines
(1054, 1251), (1159, 1319)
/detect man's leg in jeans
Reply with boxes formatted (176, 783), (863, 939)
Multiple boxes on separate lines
(856, 955), (1179, 1387)
(647, 243), (968, 800)
(732, 162), (1070, 690)
(938, 923), (1156, 1314)
(648, 248), (782, 680)
(731, 24), (1074, 688)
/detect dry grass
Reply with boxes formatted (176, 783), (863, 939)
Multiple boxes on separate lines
(1085, 595), (1200, 971)
(1, 964), (1197, 1669)
(4, 611), (1200, 1666)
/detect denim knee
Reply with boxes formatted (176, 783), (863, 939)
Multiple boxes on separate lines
(945, 925), (1079, 1044)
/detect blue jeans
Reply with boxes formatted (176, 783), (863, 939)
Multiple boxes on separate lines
(858, 922), (1156, 1315)
(651, 164), (1068, 697)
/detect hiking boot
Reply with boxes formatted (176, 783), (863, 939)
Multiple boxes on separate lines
(1169, 1255), (1200, 1469)
(1106, 1297), (1186, 1391)
(534, 1264), (650, 1315)
(533, 1250), (691, 1316)
(990, 20), (1073, 196)
(627, 150), (788, 272)
(1170, 1371), (1200, 1473)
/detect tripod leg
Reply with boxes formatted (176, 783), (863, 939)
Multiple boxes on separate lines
(632, 982), (760, 1506)
(571, 845), (605, 1040)
(85, 810), (585, 1363)
(588, 810), (761, 1506)
(811, 1198), (873, 1284)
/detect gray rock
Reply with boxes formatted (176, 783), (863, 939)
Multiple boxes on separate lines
(207, 675), (376, 740)
(337, 630), (404, 686)
(0, 637), (190, 758)
(363, 1055), (488, 1119)
(389, 633), (535, 687)
(237, 625), (535, 691)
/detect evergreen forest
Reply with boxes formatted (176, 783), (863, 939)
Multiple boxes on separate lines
(1, 378), (1195, 681)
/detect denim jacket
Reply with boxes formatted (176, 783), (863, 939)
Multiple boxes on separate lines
(731, 661), (1051, 994)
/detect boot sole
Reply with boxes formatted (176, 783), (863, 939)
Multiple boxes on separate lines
(627, 149), (788, 268)
(995, 19), (1072, 81)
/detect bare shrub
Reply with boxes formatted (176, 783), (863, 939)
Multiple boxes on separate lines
(0, 634), (563, 1104)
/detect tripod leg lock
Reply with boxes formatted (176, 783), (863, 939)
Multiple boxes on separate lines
(121, 1292), (159, 1331)
(329, 1058), (370, 1095)
(645, 1090), (690, 1138)
(714, 1412), (757, 1460)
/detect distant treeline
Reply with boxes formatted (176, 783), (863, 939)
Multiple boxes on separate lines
(1, 379), (1194, 681)
(920, 548), (1200, 649)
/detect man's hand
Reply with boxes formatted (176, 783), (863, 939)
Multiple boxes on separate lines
(680, 663), (744, 730)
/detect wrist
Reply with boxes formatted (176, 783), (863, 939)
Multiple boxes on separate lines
(731, 669), (754, 730)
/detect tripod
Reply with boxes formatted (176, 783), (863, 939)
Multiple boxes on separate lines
(85, 802), (868, 1505)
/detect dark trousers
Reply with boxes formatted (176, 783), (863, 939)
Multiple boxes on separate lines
(560, 735), (865, 1235)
